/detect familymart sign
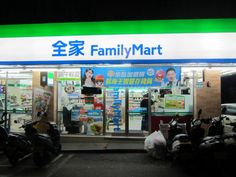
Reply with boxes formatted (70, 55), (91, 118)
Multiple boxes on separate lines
(0, 19), (236, 64)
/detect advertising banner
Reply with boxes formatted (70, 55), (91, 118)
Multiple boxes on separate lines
(81, 67), (181, 87)
(164, 95), (185, 109)
(57, 71), (81, 111)
(33, 88), (52, 119)
(57, 71), (81, 81)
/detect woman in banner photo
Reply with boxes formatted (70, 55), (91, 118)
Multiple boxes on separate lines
(81, 68), (95, 87)
(162, 67), (180, 87)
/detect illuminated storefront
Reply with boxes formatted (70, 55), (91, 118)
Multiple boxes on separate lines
(0, 19), (236, 137)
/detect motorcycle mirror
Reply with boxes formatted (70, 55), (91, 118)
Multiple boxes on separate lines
(175, 113), (179, 118)
(198, 109), (202, 117)
(221, 107), (227, 114)
(1, 112), (7, 118)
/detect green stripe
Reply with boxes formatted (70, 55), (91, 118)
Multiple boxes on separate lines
(8, 83), (31, 87)
(0, 18), (236, 38)
(57, 78), (81, 81)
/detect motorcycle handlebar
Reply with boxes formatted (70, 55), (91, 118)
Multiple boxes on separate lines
(0, 120), (5, 124)
(226, 122), (236, 126)
(18, 120), (37, 129)
(220, 115), (228, 120)
(1, 112), (7, 118)
(0, 112), (7, 125)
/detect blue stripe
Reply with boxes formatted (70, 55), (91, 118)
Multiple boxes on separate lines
(0, 59), (236, 65)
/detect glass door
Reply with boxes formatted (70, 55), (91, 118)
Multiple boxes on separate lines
(0, 72), (8, 131)
(128, 88), (149, 136)
(7, 71), (33, 133)
(105, 88), (126, 135)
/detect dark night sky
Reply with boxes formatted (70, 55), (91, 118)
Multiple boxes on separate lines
(0, 0), (235, 25)
(222, 75), (236, 103)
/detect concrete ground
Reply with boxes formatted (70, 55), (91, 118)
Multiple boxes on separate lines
(0, 151), (234, 177)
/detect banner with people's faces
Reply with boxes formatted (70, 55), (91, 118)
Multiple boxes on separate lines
(81, 67), (181, 87)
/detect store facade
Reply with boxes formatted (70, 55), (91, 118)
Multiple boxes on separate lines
(0, 19), (236, 138)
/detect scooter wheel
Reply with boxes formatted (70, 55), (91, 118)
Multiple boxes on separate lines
(6, 148), (19, 166)
(55, 144), (62, 155)
(33, 150), (52, 167)
(8, 156), (19, 166)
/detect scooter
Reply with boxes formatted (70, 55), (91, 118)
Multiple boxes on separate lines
(167, 114), (192, 160)
(169, 109), (207, 160)
(11, 115), (61, 167)
(168, 114), (184, 141)
(199, 108), (227, 149)
(223, 121), (236, 157)
(3, 115), (34, 165)
(198, 107), (236, 161)
(207, 109), (226, 136)
(32, 114), (61, 167)
(0, 112), (8, 152)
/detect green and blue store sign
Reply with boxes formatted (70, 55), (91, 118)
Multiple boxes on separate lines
(0, 18), (236, 64)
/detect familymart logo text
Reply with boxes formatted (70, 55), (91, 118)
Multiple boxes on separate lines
(52, 40), (163, 59)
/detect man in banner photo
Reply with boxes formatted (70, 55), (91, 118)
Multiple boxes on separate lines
(161, 67), (180, 87)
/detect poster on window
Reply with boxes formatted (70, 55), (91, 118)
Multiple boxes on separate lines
(57, 71), (81, 111)
(164, 95), (185, 109)
(81, 67), (181, 87)
(57, 71), (81, 82)
(7, 80), (32, 112)
(33, 88), (52, 119)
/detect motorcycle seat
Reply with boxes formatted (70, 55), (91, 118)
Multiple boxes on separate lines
(172, 134), (190, 142)
(201, 136), (222, 144)
(202, 136), (215, 142)
(9, 133), (30, 142)
(36, 133), (50, 138)
(13, 133), (26, 137)
(222, 133), (236, 139)
(229, 122), (236, 127)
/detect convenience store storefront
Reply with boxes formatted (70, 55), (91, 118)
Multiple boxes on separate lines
(0, 19), (236, 138)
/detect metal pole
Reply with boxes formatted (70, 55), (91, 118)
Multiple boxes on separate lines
(4, 72), (8, 131)
(102, 87), (106, 135)
(125, 88), (129, 136)
(193, 71), (197, 119)
(148, 88), (152, 134)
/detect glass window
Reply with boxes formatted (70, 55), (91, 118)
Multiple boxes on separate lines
(105, 88), (125, 134)
(7, 72), (33, 133)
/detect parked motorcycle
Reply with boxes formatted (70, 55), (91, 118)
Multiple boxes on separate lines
(167, 114), (192, 160)
(224, 121), (236, 157)
(169, 109), (208, 160)
(0, 112), (8, 152)
(4, 117), (34, 165)
(207, 107), (227, 136)
(199, 107), (236, 162)
(32, 113), (61, 167)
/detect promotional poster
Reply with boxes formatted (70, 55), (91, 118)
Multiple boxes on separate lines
(81, 67), (181, 87)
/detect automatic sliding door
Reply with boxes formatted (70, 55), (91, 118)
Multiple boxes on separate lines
(0, 72), (7, 130)
(128, 88), (148, 136)
(105, 88), (126, 135)
(7, 72), (32, 133)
